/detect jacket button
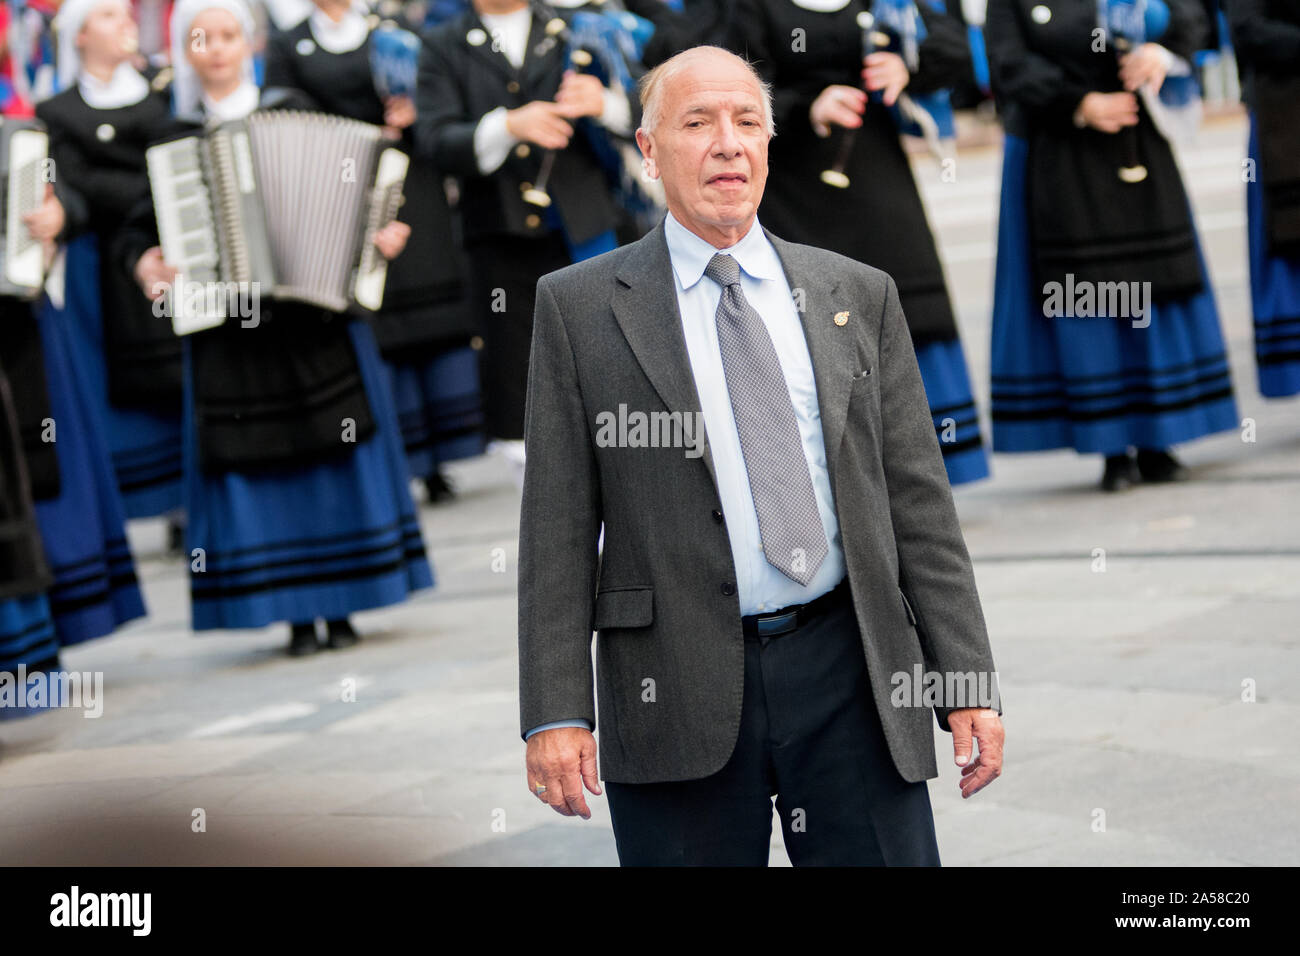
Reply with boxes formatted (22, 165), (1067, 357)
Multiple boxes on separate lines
(525, 214), (541, 228)
(720, 582), (735, 596)
(515, 143), (530, 158)
(507, 80), (520, 93)
(711, 509), (723, 523)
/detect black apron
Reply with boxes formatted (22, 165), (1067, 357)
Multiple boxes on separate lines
(1027, 111), (1203, 302)
(190, 304), (377, 474)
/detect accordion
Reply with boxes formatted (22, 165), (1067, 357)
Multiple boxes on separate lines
(145, 110), (409, 335)
(0, 119), (51, 299)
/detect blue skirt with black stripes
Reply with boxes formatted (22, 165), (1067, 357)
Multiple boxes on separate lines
(0, 593), (59, 723)
(386, 344), (487, 480)
(914, 338), (990, 485)
(990, 134), (1239, 454)
(60, 235), (183, 518)
(1247, 115), (1300, 399)
(32, 299), (146, 646)
(184, 319), (434, 631)
(0, 594), (57, 674)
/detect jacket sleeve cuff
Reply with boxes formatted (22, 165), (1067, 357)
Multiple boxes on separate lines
(524, 719), (593, 740)
(473, 106), (520, 176)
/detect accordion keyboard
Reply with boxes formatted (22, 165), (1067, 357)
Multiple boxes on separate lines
(145, 137), (222, 285)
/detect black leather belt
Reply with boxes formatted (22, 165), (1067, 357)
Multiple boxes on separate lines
(742, 578), (851, 642)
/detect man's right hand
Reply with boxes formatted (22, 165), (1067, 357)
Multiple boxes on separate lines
(1076, 91), (1139, 133)
(525, 726), (601, 819)
(505, 101), (574, 150)
(809, 84), (868, 139)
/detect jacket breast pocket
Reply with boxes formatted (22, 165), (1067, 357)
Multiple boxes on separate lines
(593, 586), (654, 631)
(899, 587), (918, 627)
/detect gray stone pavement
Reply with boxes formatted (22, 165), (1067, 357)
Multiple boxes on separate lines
(0, 110), (1296, 866)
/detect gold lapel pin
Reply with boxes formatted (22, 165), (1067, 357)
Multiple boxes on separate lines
(833, 311), (850, 327)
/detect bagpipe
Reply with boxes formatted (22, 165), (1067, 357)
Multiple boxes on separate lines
(523, 0), (664, 226)
(368, 1), (423, 99)
(820, 0), (958, 189)
(1095, 0), (1202, 183)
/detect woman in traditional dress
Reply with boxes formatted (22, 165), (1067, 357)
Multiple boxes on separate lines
(984, 0), (1238, 490)
(0, 177), (146, 651)
(35, 0), (188, 527)
(727, 0), (992, 486)
(124, 0), (432, 655)
(265, 0), (486, 502)
(1229, 0), (1300, 399)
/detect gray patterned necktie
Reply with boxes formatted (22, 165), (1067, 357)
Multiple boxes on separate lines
(704, 253), (827, 587)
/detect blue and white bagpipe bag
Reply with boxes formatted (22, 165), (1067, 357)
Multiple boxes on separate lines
(868, 0), (958, 159)
(557, 4), (666, 229)
(565, 5), (661, 217)
(370, 15), (423, 99)
(1097, 0), (1202, 144)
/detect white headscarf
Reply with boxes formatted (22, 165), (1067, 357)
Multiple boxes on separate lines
(53, 0), (137, 90)
(170, 0), (258, 117)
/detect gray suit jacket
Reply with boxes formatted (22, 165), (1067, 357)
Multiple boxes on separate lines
(518, 220), (999, 785)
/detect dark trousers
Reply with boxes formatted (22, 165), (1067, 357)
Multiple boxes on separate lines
(605, 593), (941, 866)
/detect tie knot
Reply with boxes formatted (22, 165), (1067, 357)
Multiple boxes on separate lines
(704, 253), (741, 290)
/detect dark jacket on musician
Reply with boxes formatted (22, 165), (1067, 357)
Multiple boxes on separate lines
(413, 5), (620, 247)
(985, 0), (1208, 300)
(726, 0), (973, 342)
(35, 82), (189, 406)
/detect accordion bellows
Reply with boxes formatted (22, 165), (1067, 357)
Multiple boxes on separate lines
(146, 110), (409, 334)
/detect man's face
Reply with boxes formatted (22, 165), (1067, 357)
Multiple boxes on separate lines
(637, 52), (770, 245)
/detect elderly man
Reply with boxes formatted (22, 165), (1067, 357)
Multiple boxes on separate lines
(518, 46), (1004, 866)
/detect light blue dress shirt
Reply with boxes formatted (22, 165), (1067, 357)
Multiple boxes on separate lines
(524, 213), (846, 740)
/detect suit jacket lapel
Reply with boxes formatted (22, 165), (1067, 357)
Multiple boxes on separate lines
(612, 222), (719, 492)
(766, 232), (857, 487)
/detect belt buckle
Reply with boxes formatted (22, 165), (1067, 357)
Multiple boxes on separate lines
(756, 609), (798, 637)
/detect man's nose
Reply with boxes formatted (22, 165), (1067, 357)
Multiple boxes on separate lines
(712, 120), (744, 156)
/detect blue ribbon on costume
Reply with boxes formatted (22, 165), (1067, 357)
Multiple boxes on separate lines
(370, 20), (422, 99)
(1097, 0), (1201, 120)
(561, 9), (662, 238)
(423, 0), (471, 29)
(869, 0), (956, 141)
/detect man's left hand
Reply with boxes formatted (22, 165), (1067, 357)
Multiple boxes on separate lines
(949, 707), (1004, 799)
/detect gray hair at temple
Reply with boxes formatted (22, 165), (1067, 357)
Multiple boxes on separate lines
(638, 46), (776, 137)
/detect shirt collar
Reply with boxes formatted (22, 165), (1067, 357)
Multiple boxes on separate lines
(77, 62), (149, 110)
(663, 210), (783, 292)
(201, 81), (261, 124)
(309, 2), (370, 54)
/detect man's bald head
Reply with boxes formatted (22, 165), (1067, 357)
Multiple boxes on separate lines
(634, 46), (773, 248)
(638, 46), (774, 137)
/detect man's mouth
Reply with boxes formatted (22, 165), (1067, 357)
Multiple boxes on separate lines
(707, 172), (748, 185)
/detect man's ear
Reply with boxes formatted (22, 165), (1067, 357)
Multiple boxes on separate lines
(635, 128), (659, 180)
